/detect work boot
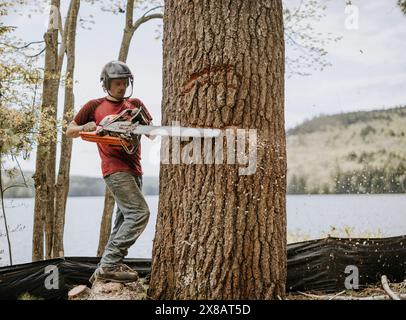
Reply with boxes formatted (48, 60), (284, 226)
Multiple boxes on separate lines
(89, 264), (139, 284)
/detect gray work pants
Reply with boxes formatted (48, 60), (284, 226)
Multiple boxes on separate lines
(99, 172), (150, 268)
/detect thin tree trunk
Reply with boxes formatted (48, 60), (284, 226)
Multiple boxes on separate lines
(118, 5), (163, 62)
(97, 186), (115, 257)
(0, 157), (13, 265)
(97, 0), (162, 255)
(45, 98), (57, 259)
(54, 0), (80, 258)
(118, 28), (135, 62)
(118, 0), (135, 62)
(32, 0), (61, 262)
(44, 0), (72, 260)
(97, 0), (134, 254)
(149, 0), (286, 299)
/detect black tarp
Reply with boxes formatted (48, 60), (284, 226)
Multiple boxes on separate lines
(0, 257), (151, 300)
(287, 236), (406, 292)
(0, 236), (405, 299)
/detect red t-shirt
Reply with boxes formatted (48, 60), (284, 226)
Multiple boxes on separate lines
(74, 97), (152, 178)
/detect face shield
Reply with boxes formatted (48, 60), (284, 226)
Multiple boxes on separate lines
(100, 61), (134, 101)
(106, 77), (134, 100)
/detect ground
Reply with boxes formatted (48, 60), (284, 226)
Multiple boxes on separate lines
(287, 281), (406, 300)
(67, 277), (406, 300)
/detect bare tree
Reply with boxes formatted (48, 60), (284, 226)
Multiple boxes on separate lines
(32, 0), (82, 261)
(32, 0), (61, 261)
(149, 0), (286, 299)
(54, 0), (81, 258)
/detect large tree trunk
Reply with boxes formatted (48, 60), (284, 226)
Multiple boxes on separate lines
(54, 0), (80, 258)
(32, 0), (61, 262)
(149, 0), (286, 299)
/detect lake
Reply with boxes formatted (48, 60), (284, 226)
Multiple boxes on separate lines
(1, 194), (406, 266)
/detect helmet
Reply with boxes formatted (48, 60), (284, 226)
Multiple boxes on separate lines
(100, 60), (134, 91)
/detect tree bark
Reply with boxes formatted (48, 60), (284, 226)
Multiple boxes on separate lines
(32, 0), (61, 262)
(149, 0), (286, 299)
(54, 0), (80, 258)
(118, 27), (135, 63)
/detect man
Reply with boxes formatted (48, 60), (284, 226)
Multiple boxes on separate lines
(66, 61), (152, 283)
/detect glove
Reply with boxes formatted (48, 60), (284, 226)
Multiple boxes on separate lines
(82, 121), (97, 132)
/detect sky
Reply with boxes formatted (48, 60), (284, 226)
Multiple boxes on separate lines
(3, 0), (406, 177)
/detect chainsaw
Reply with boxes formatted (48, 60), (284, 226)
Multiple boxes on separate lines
(80, 107), (222, 154)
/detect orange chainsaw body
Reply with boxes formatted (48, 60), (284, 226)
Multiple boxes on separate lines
(79, 131), (131, 147)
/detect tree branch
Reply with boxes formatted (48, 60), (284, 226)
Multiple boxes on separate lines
(0, 40), (45, 50)
(11, 155), (29, 188)
(0, 40), (46, 58)
(132, 13), (163, 33)
(57, 0), (74, 72)
(298, 291), (406, 300)
(125, 0), (135, 28)
(285, 32), (313, 59)
(2, 184), (31, 194)
(26, 47), (46, 58)
(141, 5), (164, 18)
(381, 275), (401, 300)
(291, 0), (304, 18)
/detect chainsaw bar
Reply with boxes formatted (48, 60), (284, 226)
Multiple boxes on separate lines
(79, 123), (222, 153)
(100, 122), (222, 138)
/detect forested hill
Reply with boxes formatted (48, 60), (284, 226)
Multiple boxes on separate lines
(287, 106), (406, 194)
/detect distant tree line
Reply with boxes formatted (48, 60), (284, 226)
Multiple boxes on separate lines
(333, 163), (406, 194)
(288, 163), (406, 194)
